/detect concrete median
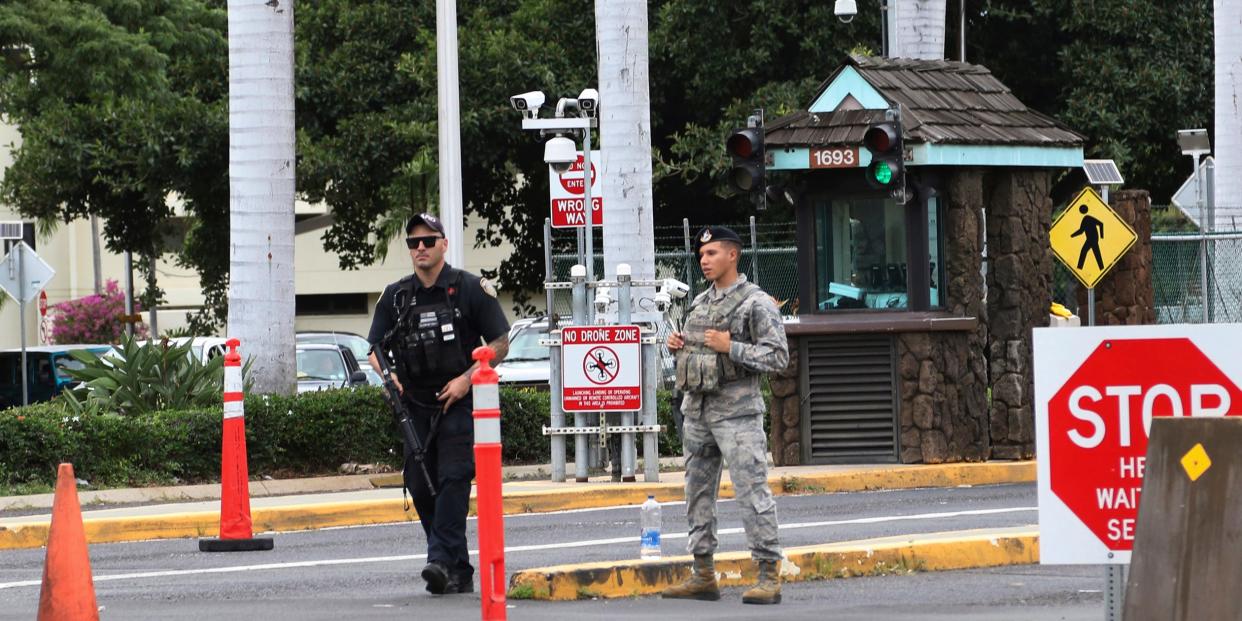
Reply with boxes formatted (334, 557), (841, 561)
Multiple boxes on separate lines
(507, 526), (1040, 601)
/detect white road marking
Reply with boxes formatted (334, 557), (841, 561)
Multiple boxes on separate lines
(0, 506), (1034, 590)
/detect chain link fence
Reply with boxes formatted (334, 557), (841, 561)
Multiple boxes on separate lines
(1050, 209), (1242, 325)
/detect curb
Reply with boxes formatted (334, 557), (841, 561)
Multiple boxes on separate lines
(507, 527), (1040, 601)
(0, 462), (1034, 550)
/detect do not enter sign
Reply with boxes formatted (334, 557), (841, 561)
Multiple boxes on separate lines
(1035, 325), (1242, 564)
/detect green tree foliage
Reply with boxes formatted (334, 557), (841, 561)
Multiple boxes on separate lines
(0, 0), (1215, 322)
(970, 0), (1213, 202)
(0, 0), (230, 329)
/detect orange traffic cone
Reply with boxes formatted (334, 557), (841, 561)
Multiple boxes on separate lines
(37, 463), (99, 621)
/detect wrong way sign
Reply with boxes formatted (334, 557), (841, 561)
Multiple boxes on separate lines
(549, 151), (603, 229)
(561, 325), (641, 412)
(1034, 324), (1242, 564)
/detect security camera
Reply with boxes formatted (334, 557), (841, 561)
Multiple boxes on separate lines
(654, 291), (672, 311)
(577, 88), (599, 118)
(834, 0), (857, 23)
(661, 278), (690, 300)
(594, 286), (614, 312)
(555, 97), (580, 119)
(510, 91), (545, 119)
(544, 135), (578, 173)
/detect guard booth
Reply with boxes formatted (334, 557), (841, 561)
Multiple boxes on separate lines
(763, 56), (1084, 465)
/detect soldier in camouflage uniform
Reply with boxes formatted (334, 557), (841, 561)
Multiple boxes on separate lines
(662, 226), (789, 605)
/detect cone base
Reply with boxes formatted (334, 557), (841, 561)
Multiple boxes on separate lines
(199, 537), (274, 552)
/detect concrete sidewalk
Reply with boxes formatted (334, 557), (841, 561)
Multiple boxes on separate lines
(0, 461), (1034, 550)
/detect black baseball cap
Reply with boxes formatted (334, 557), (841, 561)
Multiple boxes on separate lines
(693, 226), (744, 255)
(405, 213), (447, 236)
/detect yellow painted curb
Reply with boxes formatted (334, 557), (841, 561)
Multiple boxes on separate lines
(0, 462), (1034, 550)
(508, 527), (1040, 601)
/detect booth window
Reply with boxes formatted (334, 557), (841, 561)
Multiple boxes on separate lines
(813, 196), (943, 311)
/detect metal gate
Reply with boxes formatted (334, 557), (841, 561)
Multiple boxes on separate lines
(799, 334), (899, 463)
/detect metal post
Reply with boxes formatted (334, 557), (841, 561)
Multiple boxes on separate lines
(1206, 157), (1216, 322)
(545, 219), (566, 482)
(582, 129), (595, 323)
(124, 250), (135, 340)
(1106, 564), (1125, 621)
(682, 218), (694, 299)
(641, 330), (659, 481)
(147, 254), (159, 337)
(18, 246), (28, 406)
(570, 264), (590, 482)
(749, 216), (760, 287)
(90, 215), (103, 295)
(1195, 152), (1208, 323)
(959, 0), (966, 62)
(1088, 288), (1095, 328)
(435, 0), (465, 268)
(617, 264), (636, 481)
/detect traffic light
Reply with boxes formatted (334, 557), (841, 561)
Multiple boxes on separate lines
(863, 113), (906, 202)
(726, 125), (765, 195)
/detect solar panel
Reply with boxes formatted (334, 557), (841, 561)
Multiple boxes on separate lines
(1083, 159), (1124, 185)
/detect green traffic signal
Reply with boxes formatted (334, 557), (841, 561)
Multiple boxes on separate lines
(870, 160), (893, 185)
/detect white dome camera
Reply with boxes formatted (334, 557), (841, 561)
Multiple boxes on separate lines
(510, 91), (545, 119)
(834, 0), (857, 23)
(544, 135), (578, 173)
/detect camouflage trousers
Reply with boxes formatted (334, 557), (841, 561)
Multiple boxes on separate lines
(682, 413), (781, 562)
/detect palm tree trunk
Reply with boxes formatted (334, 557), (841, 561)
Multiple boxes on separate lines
(595, 0), (656, 314)
(1217, 0), (1240, 230)
(227, 0), (296, 394)
(888, 0), (947, 60)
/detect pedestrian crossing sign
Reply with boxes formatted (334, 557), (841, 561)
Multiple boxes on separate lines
(1049, 187), (1137, 289)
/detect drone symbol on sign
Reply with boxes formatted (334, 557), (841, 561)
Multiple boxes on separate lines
(583, 346), (619, 385)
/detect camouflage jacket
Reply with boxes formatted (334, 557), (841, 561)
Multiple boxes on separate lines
(679, 274), (789, 423)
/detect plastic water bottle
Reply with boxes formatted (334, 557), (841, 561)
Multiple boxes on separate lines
(640, 495), (662, 560)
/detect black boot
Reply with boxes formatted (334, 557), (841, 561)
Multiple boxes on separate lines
(421, 562), (449, 595)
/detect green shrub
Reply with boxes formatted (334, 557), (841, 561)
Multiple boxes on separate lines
(61, 336), (228, 416)
(0, 385), (684, 491)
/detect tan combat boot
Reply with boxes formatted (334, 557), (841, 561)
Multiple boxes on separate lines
(661, 554), (721, 601)
(742, 560), (781, 605)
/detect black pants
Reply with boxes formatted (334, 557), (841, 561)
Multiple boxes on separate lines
(403, 393), (475, 581)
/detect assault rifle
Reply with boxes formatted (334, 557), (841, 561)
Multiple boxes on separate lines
(371, 343), (437, 497)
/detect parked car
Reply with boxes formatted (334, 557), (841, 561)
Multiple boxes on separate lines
(494, 319), (677, 391)
(295, 343), (369, 393)
(136, 336), (229, 364)
(0, 345), (113, 408)
(296, 331), (382, 386)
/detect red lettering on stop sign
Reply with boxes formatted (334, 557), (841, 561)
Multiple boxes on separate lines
(1048, 338), (1242, 551)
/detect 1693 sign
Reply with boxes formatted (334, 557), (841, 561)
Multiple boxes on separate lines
(809, 147), (858, 169)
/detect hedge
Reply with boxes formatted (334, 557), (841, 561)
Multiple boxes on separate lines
(0, 386), (684, 490)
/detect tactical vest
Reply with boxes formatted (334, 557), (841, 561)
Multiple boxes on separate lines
(675, 281), (760, 393)
(388, 270), (472, 390)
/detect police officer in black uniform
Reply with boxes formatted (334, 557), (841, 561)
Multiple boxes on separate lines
(368, 213), (509, 595)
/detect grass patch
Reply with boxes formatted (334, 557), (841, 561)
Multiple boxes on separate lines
(507, 584), (548, 600)
(576, 586), (602, 600)
(780, 476), (826, 495)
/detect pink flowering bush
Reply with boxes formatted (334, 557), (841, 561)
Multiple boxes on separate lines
(50, 279), (148, 345)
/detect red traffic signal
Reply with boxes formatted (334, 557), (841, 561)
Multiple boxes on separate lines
(863, 123), (899, 155)
(726, 127), (765, 195)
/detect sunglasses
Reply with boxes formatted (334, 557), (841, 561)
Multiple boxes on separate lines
(405, 235), (443, 249)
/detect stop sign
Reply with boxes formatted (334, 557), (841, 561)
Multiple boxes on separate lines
(1036, 327), (1242, 564)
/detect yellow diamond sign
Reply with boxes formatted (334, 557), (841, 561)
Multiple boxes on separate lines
(1181, 443), (1212, 482)
(1050, 187), (1138, 289)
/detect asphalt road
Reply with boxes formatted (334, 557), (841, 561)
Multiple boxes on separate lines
(0, 483), (1099, 620)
